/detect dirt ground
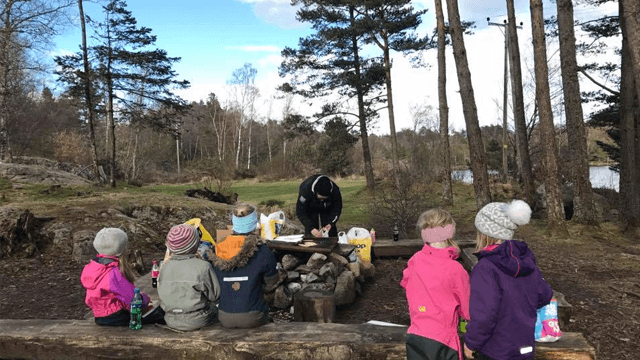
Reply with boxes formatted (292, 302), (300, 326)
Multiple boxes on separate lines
(1, 224), (639, 360)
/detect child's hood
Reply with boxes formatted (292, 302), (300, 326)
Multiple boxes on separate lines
(210, 233), (259, 271)
(80, 257), (118, 290)
(476, 240), (536, 277)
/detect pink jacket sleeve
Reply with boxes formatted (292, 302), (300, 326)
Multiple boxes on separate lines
(108, 268), (150, 308)
(454, 265), (471, 321)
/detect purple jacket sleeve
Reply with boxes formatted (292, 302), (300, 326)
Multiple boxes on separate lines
(108, 268), (149, 308)
(464, 262), (500, 351)
(537, 271), (554, 309)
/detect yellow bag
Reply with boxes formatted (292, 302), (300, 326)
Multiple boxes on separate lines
(185, 218), (215, 244)
(347, 227), (372, 262)
(260, 211), (285, 240)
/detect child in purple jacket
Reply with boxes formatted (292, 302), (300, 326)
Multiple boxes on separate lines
(463, 200), (553, 360)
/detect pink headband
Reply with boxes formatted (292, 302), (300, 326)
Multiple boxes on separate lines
(421, 224), (455, 244)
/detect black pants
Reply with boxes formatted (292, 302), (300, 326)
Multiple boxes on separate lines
(304, 212), (338, 237)
(405, 333), (459, 360)
(95, 307), (166, 326)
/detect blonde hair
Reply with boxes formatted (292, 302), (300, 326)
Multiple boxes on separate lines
(475, 231), (503, 252)
(118, 250), (137, 284)
(234, 203), (255, 217)
(416, 208), (459, 251)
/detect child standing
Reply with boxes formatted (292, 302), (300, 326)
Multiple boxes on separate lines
(157, 224), (221, 331)
(463, 200), (553, 360)
(81, 228), (162, 326)
(401, 209), (470, 360)
(209, 204), (279, 328)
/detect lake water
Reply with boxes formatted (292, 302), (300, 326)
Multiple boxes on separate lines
(452, 166), (619, 191)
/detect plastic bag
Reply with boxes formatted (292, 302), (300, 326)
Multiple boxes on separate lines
(260, 211), (286, 240)
(346, 227), (372, 263)
(535, 298), (563, 342)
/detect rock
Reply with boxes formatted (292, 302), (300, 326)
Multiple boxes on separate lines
(334, 244), (356, 257)
(302, 283), (334, 292)
(334, 270), (356, 306)
(328, 252), (349, 267)
(347, 262), (361, 278)
(72, 230), (95, 243)
(273, 285), (293, 309)
(304, 273), (321, 284)
(295, 264), (314, 274)
(307, 253), (327, 269)
(282, 254), (300, 271)
(360, 261), (376, 279)
(324, 275), (336, 285)
(287, 271), (300, 282)
(72, 240), (95, 263)
(50, 225), (71, 246)
(319, 262), (337, 279)
(131, 207), (161, 223)
(287, 282), (302, 294)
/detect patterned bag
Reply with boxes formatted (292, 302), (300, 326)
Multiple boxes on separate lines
(535, 298), (563, 342)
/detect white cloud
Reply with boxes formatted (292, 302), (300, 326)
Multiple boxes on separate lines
(257, 54), (283, 68)
(235, 0), (304, 30)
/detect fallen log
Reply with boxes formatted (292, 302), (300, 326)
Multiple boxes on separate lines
(184, 187), (238, 205)
(0, 320), (596, 360)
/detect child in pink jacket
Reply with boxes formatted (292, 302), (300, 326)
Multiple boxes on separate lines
(401, 209), (470, 360)
(80, 228), (163, 326)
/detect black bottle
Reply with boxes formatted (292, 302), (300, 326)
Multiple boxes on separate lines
(393, 225), (399, 242)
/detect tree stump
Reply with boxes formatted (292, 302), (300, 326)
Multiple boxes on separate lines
(293, 288), (335, 323)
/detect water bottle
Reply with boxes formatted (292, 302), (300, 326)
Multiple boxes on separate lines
(393, 224), (399, 242)
(459, 318), (468, 333)
(151, 260), (159, 288)
(370, 228), (376, 243)
(130, 288), (143, 330)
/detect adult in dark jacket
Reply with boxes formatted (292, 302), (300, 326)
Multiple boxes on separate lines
(463, 200), (553, 360)
(296, 174), (342, 237)
(207, 204), (279, 329)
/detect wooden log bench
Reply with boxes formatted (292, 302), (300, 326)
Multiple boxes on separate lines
(372, 238), (476, 258)
(0, 320), (595, 360)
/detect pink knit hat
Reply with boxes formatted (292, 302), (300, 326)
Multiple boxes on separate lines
(166, 224), (200, 255)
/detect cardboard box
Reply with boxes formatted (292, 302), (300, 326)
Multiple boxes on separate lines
(216, 225), (233, 243)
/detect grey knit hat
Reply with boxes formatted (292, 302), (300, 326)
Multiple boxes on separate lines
(474, 200), (532, 240)
(93, 228), (128, 256)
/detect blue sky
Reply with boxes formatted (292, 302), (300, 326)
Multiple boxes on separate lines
(52, 0), (619, 135)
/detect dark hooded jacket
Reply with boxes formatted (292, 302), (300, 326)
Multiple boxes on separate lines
(296, 174), (342, 232)
(464, 240), (553, 360)
(208, 234), (278, 326)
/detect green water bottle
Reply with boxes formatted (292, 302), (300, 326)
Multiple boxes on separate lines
(130, 288), (143, 330)
(459, 319), (468, 333)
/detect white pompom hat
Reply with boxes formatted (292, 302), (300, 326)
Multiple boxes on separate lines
(474, 200), (532, 240)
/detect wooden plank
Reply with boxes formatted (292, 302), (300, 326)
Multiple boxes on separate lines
(0, 320), (595, 360)
(267, 237), (338, 254)
(372, 238), (476, 258)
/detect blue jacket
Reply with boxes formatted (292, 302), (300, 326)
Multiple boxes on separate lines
(209, 234), (278, 315)
(464, 240), (553, 360)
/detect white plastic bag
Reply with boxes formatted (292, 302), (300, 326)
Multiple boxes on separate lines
(260, 211), (286, 240)
(338, 231), (349, 244)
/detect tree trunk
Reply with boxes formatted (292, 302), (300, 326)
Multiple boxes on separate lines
(506, 0), (536, 206)
(530, 0), (565, 229)
(502, 27), (509, 183)
(247, 120), (252, 169)
(445, 0), (492, 209)
(621, 0), (640, 102)
(435, 0), (453, 205)
(556, 0), (598, 225)
(78, 0), (101, 183)
(131, 127), (139, 181)
(235, 117), (242, 169)
(175, 136), (181, 174)
(383, 40), (401, 188)
(0, 2), (14, 162)
(350, 6), (375, 191)
(267, 121), (272, 163)
(619, 0), (640, 226)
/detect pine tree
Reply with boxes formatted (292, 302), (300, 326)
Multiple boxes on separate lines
(279, 0), (386, 190)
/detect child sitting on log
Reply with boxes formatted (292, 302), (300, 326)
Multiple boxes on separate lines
(208, 203), (279, 328)
(463, 200), (553, 360)
(157, 224), (221, 331)
(80, 228), (165, 326)
(401, 209), (470, 360)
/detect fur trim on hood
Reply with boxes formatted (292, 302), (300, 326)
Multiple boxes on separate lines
(208, 234), (260, 271)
